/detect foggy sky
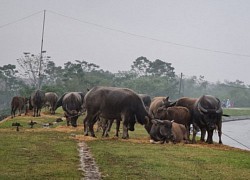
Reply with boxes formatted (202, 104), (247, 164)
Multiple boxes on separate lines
(1, 0), (250, 84)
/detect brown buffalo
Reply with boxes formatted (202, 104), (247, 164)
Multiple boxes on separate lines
(154, 106), (191, 141)
(149, 96), (172, 117)
(150, 119), (188, 144)
(11, 96), (28, 118)
(145, 96), (172, 133)
(83, 86), (150, 139)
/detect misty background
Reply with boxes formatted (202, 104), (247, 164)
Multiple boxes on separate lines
(1, 0), (250, 84)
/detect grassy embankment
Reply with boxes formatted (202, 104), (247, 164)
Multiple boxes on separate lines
(0, 108), (249, 179)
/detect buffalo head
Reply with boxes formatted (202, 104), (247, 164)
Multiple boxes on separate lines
(150, 119), (174, 143)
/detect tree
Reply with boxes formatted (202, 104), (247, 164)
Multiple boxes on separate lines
(147, 59), (175, 78)
(131, 56), (151, 76)
(0, 64), (19, 91)
(17, 52), (50, 88)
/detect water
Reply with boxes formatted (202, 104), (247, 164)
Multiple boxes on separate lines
(213, 119), (250, 151)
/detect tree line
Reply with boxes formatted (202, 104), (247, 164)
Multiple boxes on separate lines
(1, 54), (250, 117)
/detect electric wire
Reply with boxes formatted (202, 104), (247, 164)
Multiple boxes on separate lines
(0, 10), (43, 29)
(47, 10), (250, 58)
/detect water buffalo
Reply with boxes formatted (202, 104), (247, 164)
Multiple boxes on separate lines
(193, 95), (223, 144)
(150, 119), (188, 144)
(145, 96), (172, 133)
(44, 92), (58, 114)
(30, 90), (45, 117)
(83, 86), (150, 139)
(55, 92), (85, 127)
(97, 117), (121, 137)
(149, 96), (172, 117)
(11, 96), (29, 118)
(154, 106), (191, 141)
(138, 94), (151, 109)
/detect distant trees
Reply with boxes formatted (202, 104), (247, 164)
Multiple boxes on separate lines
(1, 54), (250, 118)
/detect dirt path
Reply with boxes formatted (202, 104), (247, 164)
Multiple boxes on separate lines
(78, 141), (102, 180)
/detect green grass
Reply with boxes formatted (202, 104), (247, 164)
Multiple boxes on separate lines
(0, 131), (82, 179)
(87, 139), (250, 179)
(223, 107), (250, 116)
(0, 107), (249, 179)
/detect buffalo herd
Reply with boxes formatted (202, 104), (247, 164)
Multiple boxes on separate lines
(9, 86), (225, 145)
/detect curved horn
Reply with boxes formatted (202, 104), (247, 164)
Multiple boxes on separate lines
(198, 101), (208, 113)
(215, 98), (222, 113)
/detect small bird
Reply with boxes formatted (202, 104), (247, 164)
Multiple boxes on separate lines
(12, 122), (22, 131)
(28, 120), (37, 128)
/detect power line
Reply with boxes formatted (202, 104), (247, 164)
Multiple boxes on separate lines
(47, 10), (250, 58)
(0, 10), (43, 29)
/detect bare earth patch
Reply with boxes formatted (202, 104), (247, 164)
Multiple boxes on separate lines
(78, 141), (102, 180)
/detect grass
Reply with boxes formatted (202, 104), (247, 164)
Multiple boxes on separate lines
(0, 131), (82, 179)
(223, 107), (250, 116)
(87, 139), (250, 179)
(0, 107), (250, 179)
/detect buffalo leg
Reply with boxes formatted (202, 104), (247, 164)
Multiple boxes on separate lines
(206, 130), (213, 144)
(115, 119), (121, 137)
(83, 114), (90, 136)
(102, 119), (111, 137)
(216, 121), (223, 144)
(89, 116), (99, 137)
(200, 128), (206, 142)
(192, 123), (199, 143)
(122, 115), (129, 139)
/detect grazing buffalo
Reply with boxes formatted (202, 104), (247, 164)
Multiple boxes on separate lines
(30, 90), (45, 117)
(11, 96), (28, 118)
(55, 92), (85, 127)
(83, 86), (150, 139)
(154, 106), (191, 140)
(44, 92), (58, 114)
(150, 119), (188, 144)
(193, 95), (223, 144)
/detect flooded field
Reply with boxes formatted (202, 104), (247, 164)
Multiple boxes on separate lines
(213, 119), (250, 151)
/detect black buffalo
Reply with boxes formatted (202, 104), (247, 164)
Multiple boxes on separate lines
(138, 94), (151, 109)
(11, 96), (29, 118)
(30, 90), (45, 117)
(44, 92), (58, 114)
(83, 86), (150, 139)
(193, 95), (223, 144)
(55, 92), (85, 127)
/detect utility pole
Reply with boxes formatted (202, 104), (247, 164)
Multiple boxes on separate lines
(179, 72), (183, 96)
(38, 10), (46, 90)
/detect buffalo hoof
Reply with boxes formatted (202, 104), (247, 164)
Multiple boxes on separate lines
(122, 136), (129, 139)
(84, 132), (88, 136)
(219, 141), (223, 144)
